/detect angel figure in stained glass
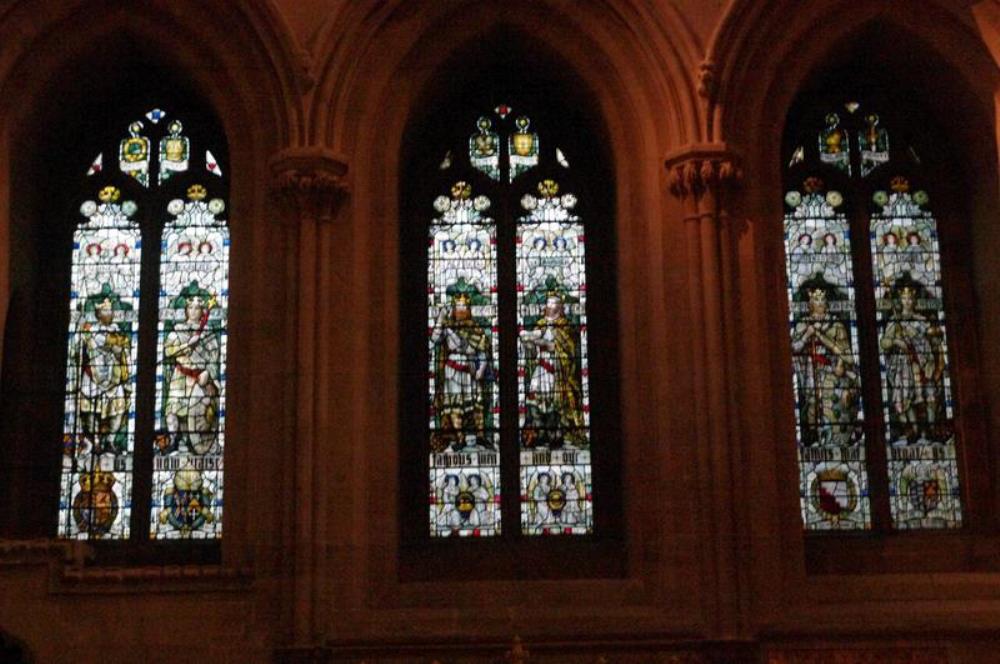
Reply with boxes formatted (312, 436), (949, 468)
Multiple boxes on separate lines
(162, 281), (222, 456)
(558, 471), (585, 526)
(519, 283), (586, 449)
(467, 473), (494, 528)
(529, 472), (557, 528)
(819, 232), (849, 286)
(901, 231), (934, 287)
(790, 281), (859, 447)
(878, 231), (902, 285)
(74, 283), (133, 455)
(789, 233), (818, 283)
(880, 280), (947, 446)
(435, 474), (462, 530)
(430, 280), (494, 452)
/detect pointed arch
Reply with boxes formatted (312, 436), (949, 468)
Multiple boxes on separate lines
(0, 2), (285, 550)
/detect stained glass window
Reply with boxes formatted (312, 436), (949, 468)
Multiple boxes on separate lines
(518, 180), (592, 535)
(870, 178), (960, 528)
(783, 178), (869, 530)
(151, 185), (229, 539)
(58, 107), (228, 541)
(421, 105), (601, 538)
(428, 182), (500, 537)
(783, 100), (963, 532)
(59, 186), (141, 539)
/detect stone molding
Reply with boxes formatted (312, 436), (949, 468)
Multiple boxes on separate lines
(269, 147), (350, 225)
(664, 144), (742, 207)
(0, 538), (252, 594)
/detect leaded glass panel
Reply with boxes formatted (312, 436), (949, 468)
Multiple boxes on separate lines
(119, 121), (151, 188)
(151, 184), (228, 539)
(428, 182), (500, 537)
(783, 178), (870, 530)
(158, 120), (190, 185)
(59, 186), (141, 540)
(859, 113), (890, 178)
(870, 178), (961, 528)
(818, 112), (851, 176)
(517, 180), (592, 535)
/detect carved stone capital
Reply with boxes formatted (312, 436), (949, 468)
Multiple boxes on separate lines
(664, 143), (742, 205)
(269, 147), (350, 225)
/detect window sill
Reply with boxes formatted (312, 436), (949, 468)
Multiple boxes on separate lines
(804, 530), (1000, 575)
(0, 538), (252, 594)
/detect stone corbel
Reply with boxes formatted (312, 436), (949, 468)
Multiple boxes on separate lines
(664, 143), (742, 219)
(268, 147), (350, 225)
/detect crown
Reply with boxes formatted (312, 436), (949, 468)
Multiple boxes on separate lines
(816, 467), (848, 483)
(452, 292), (471, 304)
(79, 471), (116, 492)
(187, 184), (207, 201)
(808, 287), (827, 301)
(174, 466), (204, 492)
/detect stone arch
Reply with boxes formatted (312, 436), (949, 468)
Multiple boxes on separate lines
(707, 0), (998, 176)
(703, 0), (1000, 611)
(0, 0), (301, 561)
(290, 0), (715, 628)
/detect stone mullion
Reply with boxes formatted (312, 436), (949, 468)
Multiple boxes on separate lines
(269, 148), (349, 650)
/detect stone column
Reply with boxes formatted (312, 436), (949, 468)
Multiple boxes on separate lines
(664, 144), (747, 638)
(269, 147), (349, 649)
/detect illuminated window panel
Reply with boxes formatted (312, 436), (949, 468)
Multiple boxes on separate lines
(157, 120), (190, 185)
(469, 117), (500, 181)
(151, 184), (229, 539)
(58, 186), (141, 540)
(517, 180), (592, 535)
(818, 112), (851, 176)
(870, 178), (961, 528)
(858, 113), (890, 178)
(119, 121), (151, 187)
(427, 182), (501, 537)
(783, 178), (870, 530)
(508, 116), (538, 182)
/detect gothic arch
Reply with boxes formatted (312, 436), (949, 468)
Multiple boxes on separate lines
(0, 1), (301, 569)
(310, 0), (705, 151)
(279, 0), (718, 642)
(703, 0), (1000, 630)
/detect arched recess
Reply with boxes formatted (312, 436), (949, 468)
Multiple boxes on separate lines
(708, 0), (1000, 627)
(0, 1), (297, 570)
(396, 28), (623, 576)
(295, 0), (719, 641)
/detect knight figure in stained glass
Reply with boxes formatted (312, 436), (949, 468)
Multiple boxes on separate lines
(430, 279), (496, 452)
(160, 280), (223, 456)
(878, 276), (949, 447)
(519, 280), (586, 449)
(790, 279), (860, 448)
(75, 283), (134, 455)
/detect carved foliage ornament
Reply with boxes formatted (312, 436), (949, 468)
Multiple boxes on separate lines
(269, 148), (350, 224)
